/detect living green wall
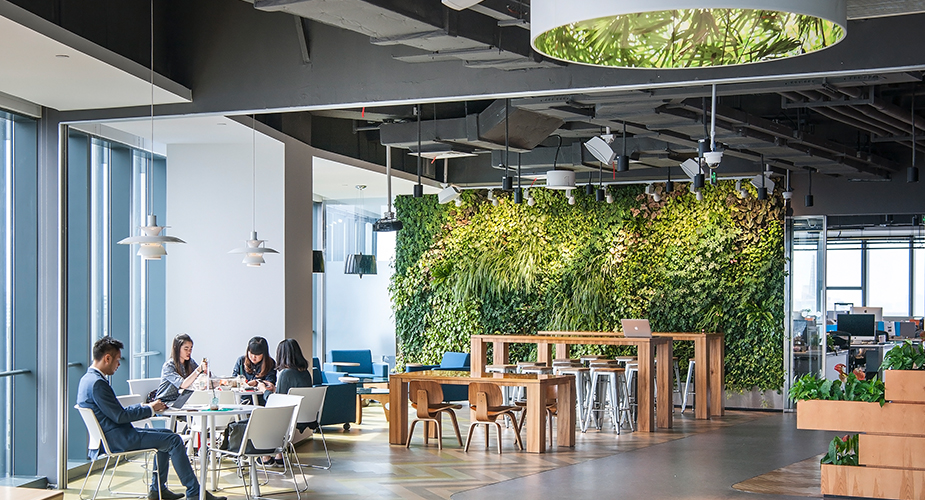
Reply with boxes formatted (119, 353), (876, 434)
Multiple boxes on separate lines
(391, 181), (786, 391)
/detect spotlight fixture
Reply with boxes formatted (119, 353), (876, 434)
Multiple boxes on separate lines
(488, 189), (499, 206)
(735, 179), (749, 199)
(696, 190), (704, 202)
(442, 0), (483, 11)
(652, 192), (661, 202)
(545, 169), (576, 190)
(525, 187), (535, 206)
(694, 173), (705, 190)
(438, 185), (462, 204)
(605, 192), (614, 204)
(566, 188), (575, 205)
(530, 0), (847, 68)
(782, 169), (793, 202)
(345, 185), (378, 278)
(584, 131), (616, 165)
(454, 198), (463, 207)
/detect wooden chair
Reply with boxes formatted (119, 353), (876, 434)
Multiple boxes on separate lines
(465, 383), (524, 454)
(406, 381), (463, 449)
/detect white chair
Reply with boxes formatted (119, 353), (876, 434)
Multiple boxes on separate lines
(75, 405), (161, 500)
(186, 390), (236, 456)
(209, 405), (299, 500)
(287, 386), (331, 469)
(127, 378), (161, 400)
(265, 393), (308, 490)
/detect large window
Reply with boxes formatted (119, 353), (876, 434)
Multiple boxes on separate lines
(66, 131), (167, 465)
(825, 237), (924, 318)
(0, 110), (38, 480)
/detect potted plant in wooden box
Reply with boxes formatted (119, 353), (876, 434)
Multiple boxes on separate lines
(880, 340), (925, 402)
(790, 373), (885, 434)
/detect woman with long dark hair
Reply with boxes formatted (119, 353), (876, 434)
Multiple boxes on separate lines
(232, 336), (277, 392)
(157, 333), (206, 400)
(275, 338), (312, 396)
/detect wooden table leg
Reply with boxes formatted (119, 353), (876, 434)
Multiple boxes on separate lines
(471, 337), (487, 377)
(557, 377), (575, 448)
(356, 394), (363, 424)
(537, 343), (553, 365)
(710, 335), (725, 417)
(389, 379), (408, 445)
(637, 342), (654, 432)
(555, 343), (569, 359)
(492, 341), (509, 365)
(694, 336), (709, 420)
(525, 382), (546, 453)
(656, 339), (673, 429)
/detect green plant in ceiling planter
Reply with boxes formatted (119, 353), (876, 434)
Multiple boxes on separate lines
(392, 181), (785, 390)
(533, 9), (845, 68)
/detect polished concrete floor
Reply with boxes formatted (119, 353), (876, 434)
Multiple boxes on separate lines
(63, 403), (833, 500)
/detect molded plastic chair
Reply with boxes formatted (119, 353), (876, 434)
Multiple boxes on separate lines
(209, 405), (299, 500)
(287, 386), (332, 469)
(265, 394), (308, 492)
(406, 381), (462, 449)
(127, 378), (161, 400)
(75, 405), (161, 500)
(465, 383), (523, 454)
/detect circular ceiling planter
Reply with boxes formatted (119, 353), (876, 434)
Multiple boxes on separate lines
(531, 0), (847, 69)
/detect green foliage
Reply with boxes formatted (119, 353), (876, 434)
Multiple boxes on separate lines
(821, 434), (859, 466)
(391, 181), (786, 390)
(789, 374), (886, 405)
(881, 340), (925, 370)
(533, 9), (844, 68)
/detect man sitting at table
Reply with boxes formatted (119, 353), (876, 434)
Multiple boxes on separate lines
(77, 336), (226, 500)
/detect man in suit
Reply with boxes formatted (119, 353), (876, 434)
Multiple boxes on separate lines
(77, 336), (225, 500)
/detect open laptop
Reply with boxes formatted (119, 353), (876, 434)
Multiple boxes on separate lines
(167, 389), (195, 409)
(621, 319), (653, 338)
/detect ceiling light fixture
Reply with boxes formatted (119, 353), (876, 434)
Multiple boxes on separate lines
(118, 0), (185, 259)
(502, 99), (514, 192)
(585, 128), (616, 165)
(228, 115), (280, 267)
(805, 168), (815, 207)
(345, 185), (377, 278)
(531, 0), (847, 69)
(441, 0), (483, 11)
(373, 145), (404, 232)
(413, 105), (423, 198)
(616, 121), (629, 172)
(756, 155), (768, 200)
(526, 187), (535, 206)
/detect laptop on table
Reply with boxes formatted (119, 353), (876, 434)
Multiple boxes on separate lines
(167, 389), (195, 409)
(621, 319), (653, 338)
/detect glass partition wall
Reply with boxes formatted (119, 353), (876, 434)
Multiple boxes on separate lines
(786, 216), (826, 410)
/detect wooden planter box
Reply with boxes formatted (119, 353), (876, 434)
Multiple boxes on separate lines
(797, 372), (925, 500)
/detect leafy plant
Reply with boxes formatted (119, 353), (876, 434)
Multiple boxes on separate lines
(881, 340), (925, 370)
(392, 181), (786, 391)
(789, 373), (885, 405)
(821, 434), (858, 466)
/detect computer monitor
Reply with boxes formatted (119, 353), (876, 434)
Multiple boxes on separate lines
(851, 306), (883, 322)
(834, 302), (853, 313)
(837, 313), (876, 342)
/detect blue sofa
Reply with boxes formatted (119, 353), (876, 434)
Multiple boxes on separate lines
(322, 350), (389, 380)
(311, 358), (357, 430)
(406, 352), (470, 402)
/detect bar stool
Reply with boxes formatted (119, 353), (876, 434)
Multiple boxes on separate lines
(516, 365), (554, 432)
(486, 364), (518, 406)
(579, 355), (608, 365)
(681, 359), (696, 413)
(553, 364), (590, 427)
(583, 366), (629, 433)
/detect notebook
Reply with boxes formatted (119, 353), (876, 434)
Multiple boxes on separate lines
(621, 319), (653, 338)
(168, 389), (195, 409)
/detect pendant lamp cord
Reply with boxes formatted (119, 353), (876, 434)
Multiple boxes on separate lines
(252, 114), (257, 233)
(761, 154), (766, 189)
(913, 87), (917, 168)
(710, 83), (717, 152)
(505, 98), (510, 182)
(148, 0), (154, 218)
(416, 105), (422, 186)
(386, 145), (393, 214)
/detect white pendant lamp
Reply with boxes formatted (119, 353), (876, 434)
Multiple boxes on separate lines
(531, 0), (847, 68)
(118, 0), (185, 259)
(228, 115), (279, 267)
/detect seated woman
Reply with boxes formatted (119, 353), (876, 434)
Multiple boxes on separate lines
(157, 333), (207, 401)
(275, 338), (313, 395)
(269, 338), (314, 466)
(232, 336), (277, 393)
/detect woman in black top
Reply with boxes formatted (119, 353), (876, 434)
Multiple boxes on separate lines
(232, 337), (277, 392)
(275, 338), (313, 395)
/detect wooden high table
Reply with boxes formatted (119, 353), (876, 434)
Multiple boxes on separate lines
(651, 332), (724, 419)
(472, 333), (673, 432)
(389, 370), (575, 453)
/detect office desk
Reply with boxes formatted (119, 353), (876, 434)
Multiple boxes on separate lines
(389, 370), (575, 453)
(471, 333), (672, 432)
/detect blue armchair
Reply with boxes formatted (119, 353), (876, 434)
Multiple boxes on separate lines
(311, 357), (358, 430)
(322, 350), (389, 380)
(406, 352), (470, 402)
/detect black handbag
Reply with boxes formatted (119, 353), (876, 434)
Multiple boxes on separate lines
(220, 419), (248, 451)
